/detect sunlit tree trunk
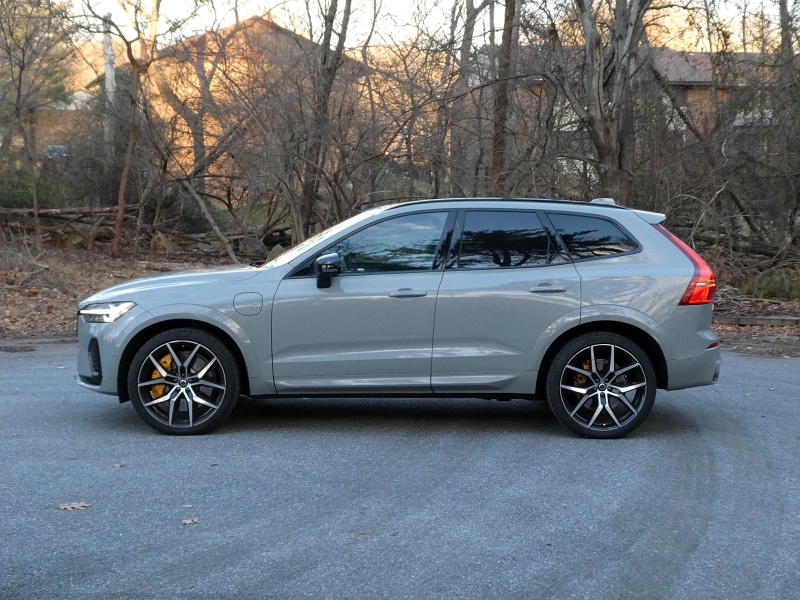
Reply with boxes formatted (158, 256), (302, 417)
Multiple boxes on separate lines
(491, 0), (518, 196)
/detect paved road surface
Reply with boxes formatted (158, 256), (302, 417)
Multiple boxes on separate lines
(1, 342), (798, 598)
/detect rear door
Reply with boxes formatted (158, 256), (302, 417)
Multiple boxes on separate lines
(431, 209), (581, 394)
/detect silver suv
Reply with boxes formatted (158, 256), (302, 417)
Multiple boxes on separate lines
(76, 198), (720, 438)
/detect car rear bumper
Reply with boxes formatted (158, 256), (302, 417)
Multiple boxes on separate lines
(665, 345), (721, 391)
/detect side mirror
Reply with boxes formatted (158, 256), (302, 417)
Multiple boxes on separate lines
(315, 253), (342, 289)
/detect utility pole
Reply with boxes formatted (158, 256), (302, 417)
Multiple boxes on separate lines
(103, 13), (116, 177)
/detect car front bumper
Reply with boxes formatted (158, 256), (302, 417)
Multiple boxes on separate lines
(76, 305), (149, 397)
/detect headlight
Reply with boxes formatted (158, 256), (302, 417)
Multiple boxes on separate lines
(79, 301), (136, 323)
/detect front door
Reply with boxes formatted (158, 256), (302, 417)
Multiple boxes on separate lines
(271, 211), (450, 394)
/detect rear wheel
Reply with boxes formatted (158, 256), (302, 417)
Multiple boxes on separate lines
(546, 332), (656, 439)
(127, 328), (240, 435)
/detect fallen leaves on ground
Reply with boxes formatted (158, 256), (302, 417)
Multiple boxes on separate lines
(58, 502), (91, 511)
(712, 322), (800, 357)
(0, 248), (221, 339)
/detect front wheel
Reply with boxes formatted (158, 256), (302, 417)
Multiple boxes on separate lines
(546, 333), (657, 439)
(127, 328), (241, 435)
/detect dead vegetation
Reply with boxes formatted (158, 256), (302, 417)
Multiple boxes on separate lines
(713, 287), (800, 357)
(0, 239), (225, 338)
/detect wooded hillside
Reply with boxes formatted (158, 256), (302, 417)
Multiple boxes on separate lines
(1, 0), (798, 299)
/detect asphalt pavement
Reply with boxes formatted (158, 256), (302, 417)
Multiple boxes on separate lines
(1, 341), (798, 599)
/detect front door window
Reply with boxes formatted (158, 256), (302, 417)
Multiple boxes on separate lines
(326, 212), (448, 273)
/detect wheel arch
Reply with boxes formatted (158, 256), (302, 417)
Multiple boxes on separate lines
(116, 319), (251, 402)
(535, 321), (668, 400)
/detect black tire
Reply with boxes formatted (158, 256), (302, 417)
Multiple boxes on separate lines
(546, 332), (656, 439)
(127, 328), (240, 435)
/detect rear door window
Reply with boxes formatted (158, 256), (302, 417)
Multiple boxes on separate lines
(547, 213), (638, 260)
(457, 210), (558, 269)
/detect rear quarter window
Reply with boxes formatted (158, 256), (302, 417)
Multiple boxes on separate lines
(547, 213), (639, 260)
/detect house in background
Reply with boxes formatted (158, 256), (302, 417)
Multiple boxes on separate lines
(650, 47), (781, 136)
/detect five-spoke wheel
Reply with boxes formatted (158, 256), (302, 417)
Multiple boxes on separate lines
(546, 333), (656, 439)
(127, 328), (240, 435)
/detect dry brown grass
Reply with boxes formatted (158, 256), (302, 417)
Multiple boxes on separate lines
(1, 240), (222, 339)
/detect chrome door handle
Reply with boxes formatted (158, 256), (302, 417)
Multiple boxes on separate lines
(390, 289), (427, 299)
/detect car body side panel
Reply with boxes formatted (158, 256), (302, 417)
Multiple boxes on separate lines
(431, 263), (581, 394)
(271, 271), (444, 393)
(576, 256), (686, 329)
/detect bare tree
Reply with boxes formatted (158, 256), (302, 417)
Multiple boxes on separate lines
(80, 0), (223, 258)
(289, 0), (354, 241)
(513, 0), (654, 205)
(80, 0), (161, 257)
(0, 0), (73, 249)
(490, 0), (519, 195)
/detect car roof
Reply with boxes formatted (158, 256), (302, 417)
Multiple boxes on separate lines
(378, 197), (665, 224)
(382, 197), (624, 209)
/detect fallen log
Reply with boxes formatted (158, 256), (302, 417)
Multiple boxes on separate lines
(0, 206), (125, 217)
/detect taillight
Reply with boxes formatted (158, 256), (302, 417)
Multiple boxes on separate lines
(654, 225), (717, 305)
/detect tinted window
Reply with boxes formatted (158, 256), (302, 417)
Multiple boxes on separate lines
(326, 212), (448, 273)
(548, 213), (637, 260)
(458, 211), (554, 269)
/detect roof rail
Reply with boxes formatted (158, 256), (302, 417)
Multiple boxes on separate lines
(591, 197), (616, 205)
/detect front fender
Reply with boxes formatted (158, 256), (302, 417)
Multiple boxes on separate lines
(144, 304), (272, 393)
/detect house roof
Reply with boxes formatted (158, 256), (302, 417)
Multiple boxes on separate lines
(78, 14), (358, 90)
(160, 15), (315, 61)
(650, 47), (783, 86)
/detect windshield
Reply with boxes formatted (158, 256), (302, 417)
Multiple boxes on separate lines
(260, 207), (387, 268)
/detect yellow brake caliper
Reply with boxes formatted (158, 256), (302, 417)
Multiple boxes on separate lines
(151, 354), (173, 399)
(574, 360), (591, 386)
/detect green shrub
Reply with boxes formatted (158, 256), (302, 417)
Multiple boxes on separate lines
(743, 268), (800, 301)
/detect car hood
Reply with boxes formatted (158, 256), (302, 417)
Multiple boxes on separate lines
(79, 264), (266, 306)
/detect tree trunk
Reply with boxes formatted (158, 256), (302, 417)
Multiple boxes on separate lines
(295, 0), (352, 242)
(557, 0), (651, 206)
(491, 0), (517, 197)
(111, 65), (141, 259)
(180, 179), (238, 263)
(451, 0), (493, 195)
(103, 14), (117, 183)
(18, 113), (42, 251)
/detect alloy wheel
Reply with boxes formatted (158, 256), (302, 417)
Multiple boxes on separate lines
(558, 343), (649, 433)
(135, 339), (228, 430)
